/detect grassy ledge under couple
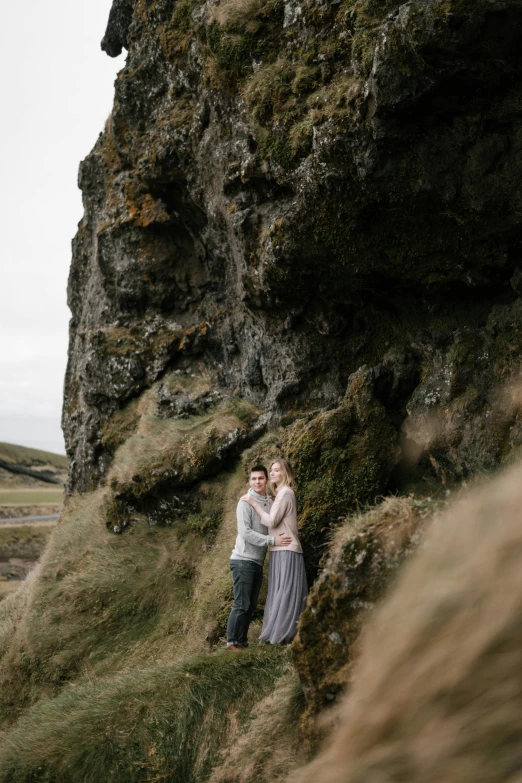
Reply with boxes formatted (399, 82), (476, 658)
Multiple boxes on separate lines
(226, 460), (308, 651)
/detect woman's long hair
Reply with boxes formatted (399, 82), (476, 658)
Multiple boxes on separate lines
(270, 459), (297, 492)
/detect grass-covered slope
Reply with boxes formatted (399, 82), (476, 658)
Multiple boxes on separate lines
(0, 387), (295, 781)
(0, 443), (67, 493)
(0, 376), (476, 783)
(0, 648), (289, 783)
(0, 365), (414, 780)
(0, 469), (246, 725)
(1, 364), (518, 780)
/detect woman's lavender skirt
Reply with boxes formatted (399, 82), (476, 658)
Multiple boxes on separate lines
(260, 550), (308, 644)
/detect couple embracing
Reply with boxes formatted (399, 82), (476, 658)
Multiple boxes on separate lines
(226, 459), (308, 650)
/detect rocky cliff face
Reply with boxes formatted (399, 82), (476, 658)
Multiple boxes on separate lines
(0, 1), (521, 779)
(64, 0), (522, 502)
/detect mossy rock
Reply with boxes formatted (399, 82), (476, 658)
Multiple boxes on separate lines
(292, 496), (431, 748)
(283, 367), (399, 575)
(397, 303), (522, 488)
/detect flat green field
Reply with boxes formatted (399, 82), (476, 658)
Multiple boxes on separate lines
(0, 490), (63, 505)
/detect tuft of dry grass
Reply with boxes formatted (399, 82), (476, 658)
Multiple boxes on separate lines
(0, 565), (40, 656)
(209, 665), (307, 783)
(209, 0), (270, 32)
(328, 495), (433, 554)
(108, 396), (260, 499)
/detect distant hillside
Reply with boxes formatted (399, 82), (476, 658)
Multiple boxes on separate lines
(0, 443), (67, 470)
(0, 443), (68, 489)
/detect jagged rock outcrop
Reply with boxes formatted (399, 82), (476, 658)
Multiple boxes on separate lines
(64, 0), (522, 497)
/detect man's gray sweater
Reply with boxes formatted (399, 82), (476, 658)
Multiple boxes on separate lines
(230, 488), (274, 565)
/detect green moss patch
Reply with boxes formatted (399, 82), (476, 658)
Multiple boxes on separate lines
(101, 398), (141, 456)
(200, 0), (401, 167)
(205, 0), (284, 89)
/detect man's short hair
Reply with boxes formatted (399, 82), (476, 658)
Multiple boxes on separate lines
(250, 464), (268, 479)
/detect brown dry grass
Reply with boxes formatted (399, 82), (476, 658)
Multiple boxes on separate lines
(0, 565), (40, 657)
(208, 0), (268, 32)
(107, 395), (259, 495)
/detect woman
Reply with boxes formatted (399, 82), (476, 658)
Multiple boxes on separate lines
(241, 459), (308, 644)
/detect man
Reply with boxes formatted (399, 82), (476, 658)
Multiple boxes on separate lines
(226, 464), (292, 651)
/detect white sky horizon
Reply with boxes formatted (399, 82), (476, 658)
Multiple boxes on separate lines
(0, 1), (124, 455)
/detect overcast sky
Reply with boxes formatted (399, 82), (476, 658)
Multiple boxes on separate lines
(0, 1), (124, 454)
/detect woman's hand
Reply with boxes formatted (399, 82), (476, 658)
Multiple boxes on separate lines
(240, 494), (255, 506)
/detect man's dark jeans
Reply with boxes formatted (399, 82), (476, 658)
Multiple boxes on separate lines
(226, 559), (263, 646)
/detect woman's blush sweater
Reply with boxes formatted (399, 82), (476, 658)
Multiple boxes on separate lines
(257, 485), (303, 554)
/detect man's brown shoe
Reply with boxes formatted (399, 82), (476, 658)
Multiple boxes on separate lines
(225, 644), (241, 652)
